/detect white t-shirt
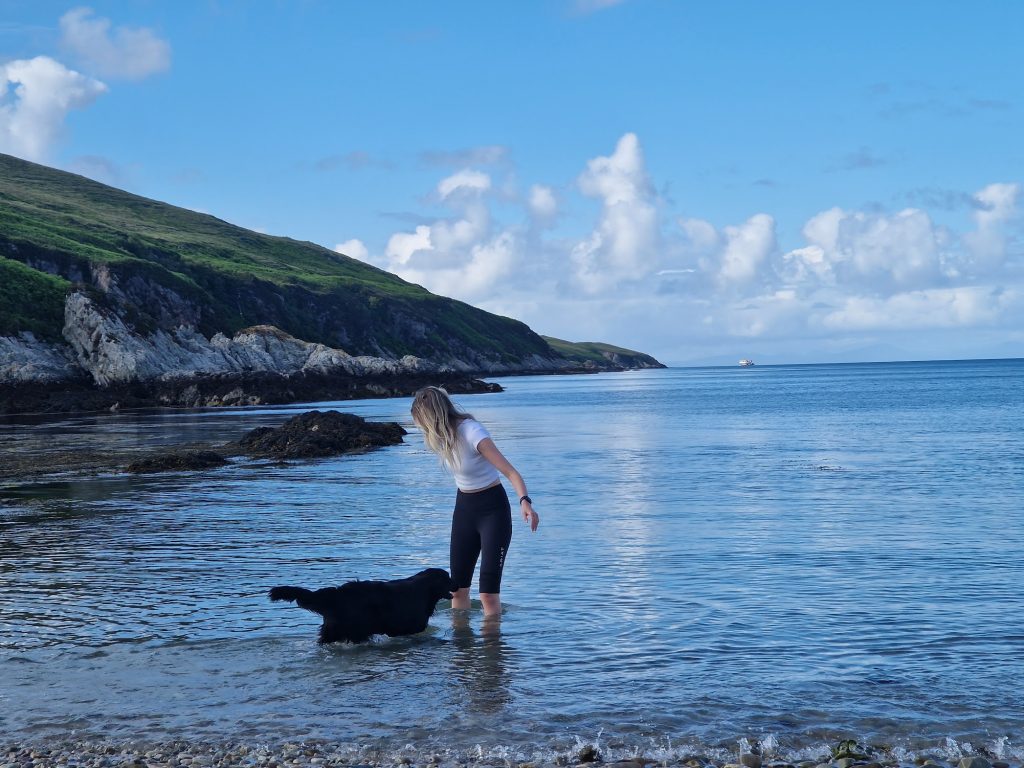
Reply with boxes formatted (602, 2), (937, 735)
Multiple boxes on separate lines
(452, 418), (500, 491)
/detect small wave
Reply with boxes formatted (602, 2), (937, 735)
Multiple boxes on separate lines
(4, 732), (1022, 767)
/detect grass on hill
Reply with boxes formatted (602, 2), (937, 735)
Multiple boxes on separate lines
(542, 336), (658, 365)
(0, 256), (70, 342)
(0, 153), (425, 296)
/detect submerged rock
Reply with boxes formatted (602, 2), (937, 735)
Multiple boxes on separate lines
(233, 410), (406, 459)
(126, 450), (229, 474)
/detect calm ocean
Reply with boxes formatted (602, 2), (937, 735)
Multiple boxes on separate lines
(1, 360), (1022, 762)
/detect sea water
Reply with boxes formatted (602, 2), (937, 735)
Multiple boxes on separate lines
(1, 360), (1022, 761)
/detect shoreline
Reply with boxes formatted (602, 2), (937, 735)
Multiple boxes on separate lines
(0, 365), (664, 418)
(0, 737), (1018, 768)
(0, 370), (508, 418)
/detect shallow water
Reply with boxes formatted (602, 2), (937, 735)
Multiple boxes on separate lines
(1, 361), (1023, 760)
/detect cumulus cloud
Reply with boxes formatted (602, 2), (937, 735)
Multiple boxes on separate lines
(375, 168), (522, 301)
(385, 225), (433, 267)
(718, 214), (777, 287)
(0, 56), (107, 161)
(334, 239), (369, 261)
(59, 7), (171, 80)
(781, 206), (951, 293)
(571, 132), (660, 293)
(964, 182), (1020, 274)
(397, 232), (519, 300)
(528, 184), (558, 223)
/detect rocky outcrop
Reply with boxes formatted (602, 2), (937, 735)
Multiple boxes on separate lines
(231, 410), (406, 459)
(123, 411), (408, 472)
(126, 450), (230, 474)
(0, 333), (83, 384)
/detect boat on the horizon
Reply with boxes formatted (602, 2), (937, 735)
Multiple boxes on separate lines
(739, 359), (755, 367)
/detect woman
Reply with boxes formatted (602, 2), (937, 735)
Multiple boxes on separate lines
(411, 386), (539, 617)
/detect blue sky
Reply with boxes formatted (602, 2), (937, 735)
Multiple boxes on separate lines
(2, 1), (1022, 365)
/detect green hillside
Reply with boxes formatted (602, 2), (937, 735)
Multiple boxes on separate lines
(543, 336), (665, 369)
(0, 153), (552, 363)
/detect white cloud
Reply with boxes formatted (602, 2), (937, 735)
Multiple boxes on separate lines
(373, 165), (530, 301)
(572, 132), (660, 292)
(59, 7), (171, 80)
(397, 231), (519, 300)
(385, 225), (433, 267)
(679, 217), (721, 256)
(334, 239), (368, 261)
(528, 184), (558, 223)
(718, 213), (776, 286)
(429, 203), (490, 256)
(437, 168), (491, 199)
(964, 182), (1020, 274)
(0, 56), (107, 161)
(783, 206), (949, 293)
(822, 286), (1013, 331)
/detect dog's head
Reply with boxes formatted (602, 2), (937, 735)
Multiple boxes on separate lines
(416, 567), (458, 601)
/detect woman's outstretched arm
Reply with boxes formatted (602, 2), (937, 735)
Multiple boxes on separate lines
(477, 438), (539, 532)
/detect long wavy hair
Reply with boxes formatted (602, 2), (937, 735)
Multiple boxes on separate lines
(410, 386), (472, 468)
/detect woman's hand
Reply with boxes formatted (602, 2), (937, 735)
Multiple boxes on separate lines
(521, 500), (539, 532)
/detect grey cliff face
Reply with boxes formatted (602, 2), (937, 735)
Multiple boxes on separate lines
(57, 292), (441, 386)
(2, 289), (634, 392)
(0, 333), (82, 385)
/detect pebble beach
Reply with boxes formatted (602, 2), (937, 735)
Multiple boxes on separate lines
(2, 742), (1020, 768)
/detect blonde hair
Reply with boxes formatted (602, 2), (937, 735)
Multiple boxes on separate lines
(410, 386), (472, 468)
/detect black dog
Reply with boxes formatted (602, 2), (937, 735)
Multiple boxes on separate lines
(269, 567), (456, 644)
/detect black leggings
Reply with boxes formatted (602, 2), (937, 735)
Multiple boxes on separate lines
(451, 484), (513, 594)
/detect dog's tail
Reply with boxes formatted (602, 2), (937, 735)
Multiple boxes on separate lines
(268, 586), (316, 606)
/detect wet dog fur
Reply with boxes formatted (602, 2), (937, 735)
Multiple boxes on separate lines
(269, 567), (456, 644)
